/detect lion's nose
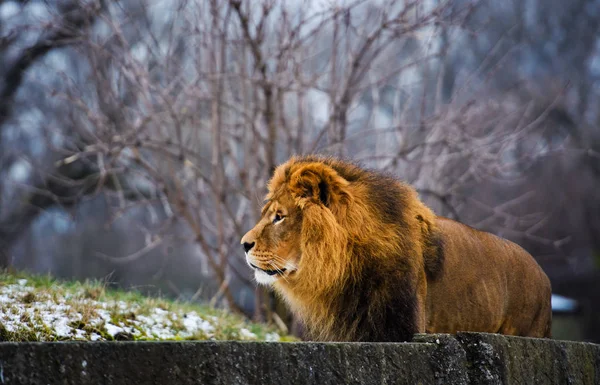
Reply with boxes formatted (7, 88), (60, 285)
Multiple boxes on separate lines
(243, 242), (255, 253)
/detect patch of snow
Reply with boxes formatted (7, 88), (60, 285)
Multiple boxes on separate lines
(135, 313), (177, 339)
(52, 317), (73, 337)
(0, 279), (272, 342)
(74, 329), (87, 339)
(104, 323), (124, 337)
(239, 328), (257, 340)
(95, 309), (112, 323)
(265, 332), (280, 342)
(153, 308), (168, 316)
(2, 320), (17, 332)
(181, 312), (215, 337)
(117, 301), (131, 311)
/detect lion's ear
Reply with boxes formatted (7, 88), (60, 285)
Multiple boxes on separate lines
(289, 163), (349, 208)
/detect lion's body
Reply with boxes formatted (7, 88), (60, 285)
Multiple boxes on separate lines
(426, 218), (551, 337)
(241, 156), (552, 342)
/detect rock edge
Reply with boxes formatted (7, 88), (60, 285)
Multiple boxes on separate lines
(0, 332), (598, 384)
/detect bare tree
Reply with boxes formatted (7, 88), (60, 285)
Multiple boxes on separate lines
(0, 0), (104, 266)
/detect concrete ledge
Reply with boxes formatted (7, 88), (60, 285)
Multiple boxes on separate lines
(457, 332), (600, 385)
(0, 333), (598, 384)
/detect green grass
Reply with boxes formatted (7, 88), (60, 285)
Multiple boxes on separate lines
(0, 270), (296, 342)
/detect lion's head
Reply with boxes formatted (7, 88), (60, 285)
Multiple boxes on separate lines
(240, 186), (303, 285)
(241, 156), (353, 289)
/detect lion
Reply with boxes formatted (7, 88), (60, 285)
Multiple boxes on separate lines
(241, 155), (552, 342)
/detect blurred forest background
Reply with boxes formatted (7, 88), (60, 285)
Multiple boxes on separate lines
(1, 0), (599, 341)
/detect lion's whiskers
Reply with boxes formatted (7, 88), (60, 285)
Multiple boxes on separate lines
(267, 261), (290, 284)
(270, 254), (286, 265)
(271, 254), (297, 273)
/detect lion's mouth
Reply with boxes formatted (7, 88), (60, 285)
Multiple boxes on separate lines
(250, 263), (287, 276)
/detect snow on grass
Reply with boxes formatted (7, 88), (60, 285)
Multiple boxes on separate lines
(0, 271), (292, 342)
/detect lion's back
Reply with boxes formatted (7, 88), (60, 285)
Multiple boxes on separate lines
(426, 217), (552, 337)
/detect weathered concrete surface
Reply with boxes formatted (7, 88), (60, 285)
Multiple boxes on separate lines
(456, 332), (600, 385)
(0, 340), (456, 385)
(0, 333), (598, 385)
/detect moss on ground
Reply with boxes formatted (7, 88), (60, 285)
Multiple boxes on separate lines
(0, 270), (296, 342)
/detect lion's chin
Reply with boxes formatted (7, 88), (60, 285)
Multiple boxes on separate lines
(253, 265), (297, 285)
(254, 269), (278, 285)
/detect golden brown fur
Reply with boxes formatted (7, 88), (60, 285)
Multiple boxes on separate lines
(241, 155), (552, 342)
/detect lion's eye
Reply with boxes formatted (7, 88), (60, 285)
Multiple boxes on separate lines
(273, 213), (285, 224)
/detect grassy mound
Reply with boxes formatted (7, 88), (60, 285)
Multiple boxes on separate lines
(0, 270), (293, 342)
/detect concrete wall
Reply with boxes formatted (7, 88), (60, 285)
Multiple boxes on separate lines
(0, 332), (598, 384)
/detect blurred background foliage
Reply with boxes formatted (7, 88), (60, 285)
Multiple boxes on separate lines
(0, 0), (598, 341)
